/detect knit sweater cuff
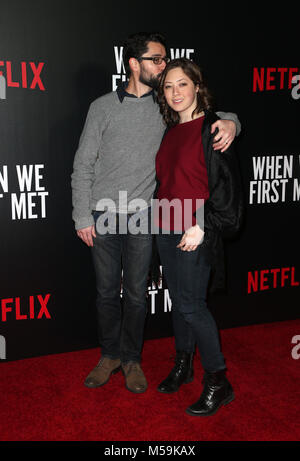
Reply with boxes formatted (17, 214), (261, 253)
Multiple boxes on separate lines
(74, 215), (94, 231)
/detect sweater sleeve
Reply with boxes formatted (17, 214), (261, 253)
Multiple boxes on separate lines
(71, 101), (107, 230)
(216, 111), (241, 136)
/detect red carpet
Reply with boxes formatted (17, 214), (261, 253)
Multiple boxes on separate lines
(0, 319), (299, 441)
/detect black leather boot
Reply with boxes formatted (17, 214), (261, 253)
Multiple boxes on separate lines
(186, 369), (234, 416)
(157, 351), (194, 393)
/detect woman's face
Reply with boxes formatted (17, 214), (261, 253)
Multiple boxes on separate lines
(163, 67), (199, 121)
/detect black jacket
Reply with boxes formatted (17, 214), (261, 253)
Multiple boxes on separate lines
(199, 110), (244, 291)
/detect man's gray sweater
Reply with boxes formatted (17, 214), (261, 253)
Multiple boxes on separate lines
(71, 90), (241, 231)
(71, 91), (165, 230)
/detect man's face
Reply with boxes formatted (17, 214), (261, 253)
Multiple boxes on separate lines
(138, 41), (167, 89)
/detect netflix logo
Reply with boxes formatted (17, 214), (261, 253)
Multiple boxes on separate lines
(252, 67), (299, 92)
(0, 60), (45, 100)
(1, 294), (51, 322)
(248, 267), (299, 294)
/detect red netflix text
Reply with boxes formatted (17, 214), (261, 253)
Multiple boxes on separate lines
(0, 61), (45, 91)
(248, 267), (299, 293)
(252, 67), (299, 92)
(1, 294), (51, 322)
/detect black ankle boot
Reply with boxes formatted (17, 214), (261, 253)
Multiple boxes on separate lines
(157, 351), (194, 393)
(186, 369), (234, 416)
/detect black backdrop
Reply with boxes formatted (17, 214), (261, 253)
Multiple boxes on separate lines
(0, 1), (299, 361)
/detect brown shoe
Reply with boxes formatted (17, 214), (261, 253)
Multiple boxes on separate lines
(122, 362), (148, 393)
(84, 357), (121, 388)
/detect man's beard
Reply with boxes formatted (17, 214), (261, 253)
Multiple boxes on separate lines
(139, 72), (162, 90)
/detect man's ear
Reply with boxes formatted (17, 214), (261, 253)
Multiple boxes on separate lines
(129, 57), (140, 74)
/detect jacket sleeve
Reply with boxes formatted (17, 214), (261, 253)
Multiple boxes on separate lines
(204, 143), (243, 238)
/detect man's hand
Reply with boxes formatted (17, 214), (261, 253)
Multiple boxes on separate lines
(211, 119), (236, 152)
(177, 225), (205, 252)
(77, 225), (96, 247)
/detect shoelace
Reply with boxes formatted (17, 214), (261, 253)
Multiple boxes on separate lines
(124, 363), (143, 376)
(96, 358), (117, 370)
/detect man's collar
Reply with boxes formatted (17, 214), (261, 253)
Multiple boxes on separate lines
(116, 81), (156, 103)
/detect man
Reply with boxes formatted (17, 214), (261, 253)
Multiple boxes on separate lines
(71, 32), (241, 394)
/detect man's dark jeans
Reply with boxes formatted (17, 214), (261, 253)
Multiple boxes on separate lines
(91, 210), (152, 364)
(156, 232), (225, 372)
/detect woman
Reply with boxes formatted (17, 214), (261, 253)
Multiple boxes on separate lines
(154, 58), (243, 416)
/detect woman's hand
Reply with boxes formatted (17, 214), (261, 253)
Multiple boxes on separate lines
(177, 224), (205, 252)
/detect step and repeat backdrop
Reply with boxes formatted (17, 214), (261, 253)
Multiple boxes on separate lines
(0, 1), (299, 360)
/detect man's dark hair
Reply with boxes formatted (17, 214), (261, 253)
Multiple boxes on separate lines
(122, 32), (167, 78)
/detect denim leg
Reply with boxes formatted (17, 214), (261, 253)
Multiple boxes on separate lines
(121, 232), (153, 363)
(91, 230), (122, 360)
(91, 209), (153, 363)
(175, 245), (225, 372)
(156, 234), (195, 353)
(156, 233), (225, 372)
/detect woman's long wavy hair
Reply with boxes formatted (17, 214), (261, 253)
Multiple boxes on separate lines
(157, 58), (214, 127)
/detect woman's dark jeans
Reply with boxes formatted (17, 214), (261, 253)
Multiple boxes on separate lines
(156, 232), (225, 372)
